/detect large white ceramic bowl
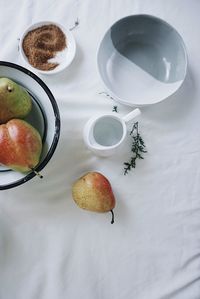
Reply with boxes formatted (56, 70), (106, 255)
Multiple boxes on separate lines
(97, 14), (188, 106)
(0, 61), (60, 190)
(19, 21), (76, 75)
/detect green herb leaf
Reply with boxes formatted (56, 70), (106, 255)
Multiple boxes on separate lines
(112, 105), (118, 113)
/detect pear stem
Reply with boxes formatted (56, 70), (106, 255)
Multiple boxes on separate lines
(30, 168), (43, 179)
(7, 85), (13, 92)
(110, 210), (114, 224)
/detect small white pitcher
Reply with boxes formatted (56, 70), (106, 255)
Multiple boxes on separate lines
(83, 108), (141, 157)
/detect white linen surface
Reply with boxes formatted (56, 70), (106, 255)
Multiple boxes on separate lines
(0, 0), (200, 298)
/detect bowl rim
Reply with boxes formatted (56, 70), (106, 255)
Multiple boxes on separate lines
(97, 14), (188, 107)
(19, 20), (76, 75)
(0, 61), (60, 190)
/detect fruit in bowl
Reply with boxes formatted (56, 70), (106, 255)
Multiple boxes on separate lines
(0, 77), (43, 174)
(0, 77), (32, 124)
(0, 61), (60, 190)
(0, 119), (42, 173)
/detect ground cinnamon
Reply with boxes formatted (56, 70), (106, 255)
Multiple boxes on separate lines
(22, 24), (67, 71)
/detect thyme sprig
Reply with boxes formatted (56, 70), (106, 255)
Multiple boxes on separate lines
(124, 122), (147, 175)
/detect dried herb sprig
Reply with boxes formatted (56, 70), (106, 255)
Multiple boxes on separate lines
(124, 122), (147, 175)
(99, 91), (119, 113)
(70, 18), (79, 31)
(99, 91), (114, 100)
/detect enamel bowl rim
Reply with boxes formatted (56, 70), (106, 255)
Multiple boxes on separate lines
(97, 14), (188, 107)
(0, 61), (60, 190)
(19, 20), (76, 75)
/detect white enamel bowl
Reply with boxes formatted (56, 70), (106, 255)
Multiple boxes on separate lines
(97, 14), (187, 106)
(19, 21), (76, 75)
(0, 61), (60, 190)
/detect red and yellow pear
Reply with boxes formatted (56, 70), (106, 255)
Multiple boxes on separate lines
(0, 119), (42, 172)
(72, 172), (116, 223)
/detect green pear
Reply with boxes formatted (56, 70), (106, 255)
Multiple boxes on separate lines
(0, 78), (32, 124)
(0, 119), (42, 173)
(72, 172), (116, 224)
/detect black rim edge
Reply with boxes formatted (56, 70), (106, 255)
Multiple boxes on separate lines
(0, 61), (61, 190)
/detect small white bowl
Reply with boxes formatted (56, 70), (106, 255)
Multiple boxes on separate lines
(19, 21), (76, 75)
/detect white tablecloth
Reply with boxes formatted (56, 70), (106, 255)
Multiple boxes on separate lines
(0, 0), (200, 298)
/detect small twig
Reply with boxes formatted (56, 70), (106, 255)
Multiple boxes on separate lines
(99, 91), (119, 114)
(130, 122), (138, 135)
(99, 91), (114, 100)
(69, 18), (79, 31)
(30, 167), (43, 179)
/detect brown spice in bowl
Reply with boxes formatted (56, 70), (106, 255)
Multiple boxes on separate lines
(22, 24), (67, 71)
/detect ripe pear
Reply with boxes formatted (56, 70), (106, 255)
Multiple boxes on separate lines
(72, 172), (116, 223)
(0, 78), (32, 124)
(0, 119), (42, 173)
